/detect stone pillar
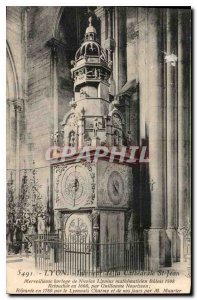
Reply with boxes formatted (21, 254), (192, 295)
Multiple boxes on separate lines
(95, 7), (106, 47)
(107, 9), (111, 39)
(14, 99), (24, 200)
(177, 10), (191, 262)
(92, 210), (100, 269)
(92, 210), (100, 244)
(138, 8), (148, 142)
(117, 7), (127, 91)
(7, 100), (17, 169)
(104, 116), (112, 147)
(147, 8), (165, 270)
(78, 117), (85, 148)
(50, 42), (59, 144)
(96, 7), (116, 95)
(54, 210), (62, 237)
(7, 100), (12, 169)
(46, 38), (65, 146)
(91, 137), (101, 147)
(166, 9), (178, 264)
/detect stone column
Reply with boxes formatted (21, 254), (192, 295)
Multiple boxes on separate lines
(51, 42), (59, 144)
(177, 10), (191, 262)
(6, 100), (12, 169)
(107, 9), (111, 39)
(95, 7), (106, 47)
(135, 9), (148, 230)
(96, 7), (116, 95)
(105, 116), (113, 147)
(166, 9), (178, 263)
(78, 117), (85, 148)
(112, 7), (118, 94)
(14, 98), (24, 200)
(46, 38), (64, 146)
(138, 8), (148, 142)
(92, 210), (100, 269)
(147, 8), (165, 270)
(7, 100), (17, 169)
(117, 7), (127, 91)
(177, 10), (184, 259)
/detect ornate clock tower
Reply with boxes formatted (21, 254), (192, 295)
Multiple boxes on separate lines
(53, 17), (133, 247)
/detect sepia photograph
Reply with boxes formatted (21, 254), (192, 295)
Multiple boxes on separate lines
(6, 5), (191, 294)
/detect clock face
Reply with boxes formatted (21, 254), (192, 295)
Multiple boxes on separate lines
(65, 214), (91, 245)
(61, 165), (91, 208)
(107, 171), (124, 205)
(67, 217), (89, 242)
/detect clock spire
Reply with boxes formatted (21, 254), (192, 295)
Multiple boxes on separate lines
(62, 15), (124, 149)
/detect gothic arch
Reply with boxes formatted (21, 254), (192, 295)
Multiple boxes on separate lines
(61, 111), (81, 127)
(109, 108), (125, 126)
(52, 7), (64, 38)
(6, 41), (19, 100)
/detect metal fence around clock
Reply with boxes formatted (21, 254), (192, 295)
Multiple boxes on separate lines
(34, 232), (150, 276)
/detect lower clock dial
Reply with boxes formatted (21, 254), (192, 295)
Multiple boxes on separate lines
(107, 171), (124, 205)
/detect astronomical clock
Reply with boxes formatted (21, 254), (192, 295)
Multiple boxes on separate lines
(52, 17), (133, 245)
(54, 162), (96, 210)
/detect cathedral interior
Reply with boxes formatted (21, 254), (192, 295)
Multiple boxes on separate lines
(6, 7), (191, 271)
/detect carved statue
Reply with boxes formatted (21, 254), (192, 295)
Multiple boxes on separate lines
(80, 88), (87, 97)
(37, 216), (46, 234)
(93, 118), (99, 137)
(127, 131), (132, 146)
(114, 130), (119, 146)
(69, 131), (76, 147)
(94, 68), (99, 78)
(92, 210), (100, 244)
(92, 210), (99, 228)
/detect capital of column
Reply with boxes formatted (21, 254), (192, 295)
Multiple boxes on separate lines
(14, 98), (24, 112)
(46, 37), (67, 59)
(7, 98), (24, 112)
(6, 99), (13, 107)
(94, 6), (106, 19)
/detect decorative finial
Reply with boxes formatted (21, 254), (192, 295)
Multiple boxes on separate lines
(88, 16), (92, 26)
(81, 107), (86, 116)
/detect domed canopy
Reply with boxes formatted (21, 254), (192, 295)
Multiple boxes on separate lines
(75, 41), (107, 62)
(74, 16), (107, 63)
(86, 25), (96, 34)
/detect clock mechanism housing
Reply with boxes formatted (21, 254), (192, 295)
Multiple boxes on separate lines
(53, 159), (133, 210)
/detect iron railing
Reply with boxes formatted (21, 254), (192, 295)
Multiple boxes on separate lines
(34, 237), (150, 276)
(6, 233), (59, 256)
